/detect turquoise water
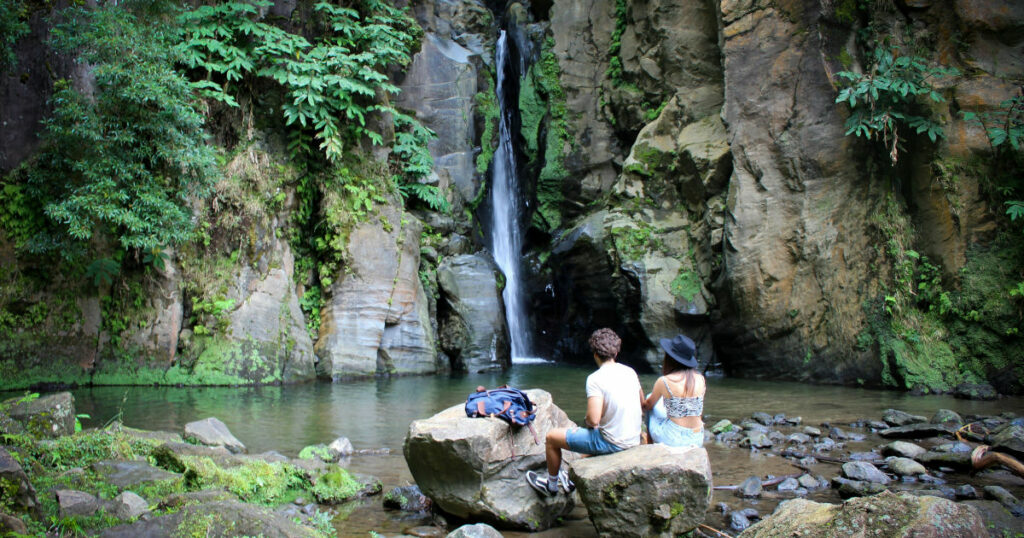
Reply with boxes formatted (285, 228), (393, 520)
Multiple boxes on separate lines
(70, 363), (1021, 455)
(61, 364), (1023, 537)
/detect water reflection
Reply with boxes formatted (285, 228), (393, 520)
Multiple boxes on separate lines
(69, 365), (1021, 456)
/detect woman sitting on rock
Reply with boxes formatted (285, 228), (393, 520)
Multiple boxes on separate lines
(643, 334), (706, 448)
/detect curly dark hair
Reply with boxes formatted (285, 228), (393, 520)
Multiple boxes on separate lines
(588, 328), (621, 361)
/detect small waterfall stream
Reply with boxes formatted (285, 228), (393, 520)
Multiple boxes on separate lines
(490, 30), (531, 360)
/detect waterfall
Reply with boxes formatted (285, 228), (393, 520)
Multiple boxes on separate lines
(491, 30), (530, 360)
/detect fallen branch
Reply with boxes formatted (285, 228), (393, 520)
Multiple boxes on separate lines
(972, 445), (1024, 479)
(780, 450), (875, 465)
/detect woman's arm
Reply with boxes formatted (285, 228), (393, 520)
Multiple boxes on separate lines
(585, 395), (603, 428)
(642, 378), (665, 411)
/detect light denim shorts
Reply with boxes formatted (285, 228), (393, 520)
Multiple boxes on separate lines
(565, 427), (624, 455)
(648, 398), (704, 448)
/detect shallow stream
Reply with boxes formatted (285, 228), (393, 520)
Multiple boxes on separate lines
(67, 363), (1024, 536)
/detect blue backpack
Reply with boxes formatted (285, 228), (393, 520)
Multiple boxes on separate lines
(465, 386), (537, 426)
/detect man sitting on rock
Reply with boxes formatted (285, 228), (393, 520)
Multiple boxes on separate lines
(526, 328), (644, 496)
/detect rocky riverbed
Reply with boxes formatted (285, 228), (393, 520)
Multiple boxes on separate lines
(3, 390), (1023, 537)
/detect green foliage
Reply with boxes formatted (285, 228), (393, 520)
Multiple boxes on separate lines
(605, 0), (629, 85)
(475, 76), (500, 175)
(310, 468), (362, 504)
(0, 0), (28, 71)
(610, 223), (662, 261)
(181, 455), (305, 504)
(190, 296), (236, 336)
(835, 45), (958, 164)
(670, 269), (701, 302)
(961, 92), (1024, 223)
(532, 38), (571, 232)
(392, 110), (447, 212)
(298, 444), (333, 462)
(21, 1), (218, 258)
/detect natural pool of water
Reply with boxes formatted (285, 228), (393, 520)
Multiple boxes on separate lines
(65, 363), (1023, 536)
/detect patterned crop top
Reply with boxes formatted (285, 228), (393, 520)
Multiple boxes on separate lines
(662, 378), (704, 418)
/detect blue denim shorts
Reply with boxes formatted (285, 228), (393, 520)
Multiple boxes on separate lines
(647, 398), (704, 448)
(565, 427), (624, 455)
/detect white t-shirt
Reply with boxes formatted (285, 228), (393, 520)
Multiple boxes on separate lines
(585, 361), (642, 448)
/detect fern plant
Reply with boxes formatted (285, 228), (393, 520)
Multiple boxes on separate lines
(835, 45), (959, 164)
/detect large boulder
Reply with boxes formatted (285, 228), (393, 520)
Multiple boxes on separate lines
(739, 491), (987, 537)
(436, 254), (510, 372)
(570, 444), (712, 537)
(91, 460), (183, 490)
(315, 205), (439, 378)
(0, 447), (41, 518)
(403, 389), (575, 530)
(3, 391), (75, 438)
(990, 424), (1024, 458)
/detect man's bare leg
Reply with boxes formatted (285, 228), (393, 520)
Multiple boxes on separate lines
(545, 427), (569, 476)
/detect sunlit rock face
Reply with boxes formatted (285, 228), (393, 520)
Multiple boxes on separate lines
(315, 204), (439, 379)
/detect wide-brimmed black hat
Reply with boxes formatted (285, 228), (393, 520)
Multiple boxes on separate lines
(660, 334), (697, 369)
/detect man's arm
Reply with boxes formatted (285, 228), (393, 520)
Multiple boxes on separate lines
(585, 395), (603, 428)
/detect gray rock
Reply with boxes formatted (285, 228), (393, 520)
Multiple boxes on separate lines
(315, 205), (439, 378)
(0, 512), (27, 535)
(881, 440), (926, 459)
(751, 412), (774, 426)
(841, 461), (890, 484)
(742, 433), (772, 449)
(776, 477), (799, 492)
(157, 489), (235, 510)
(832, 477), (888, 498)
(446, 523), (503, 538)
(56, 489), (101, 518)
(740, 420), (769, 433)
(571, 445), (712, 538)
(3, 392), (76, 438)
(991, 424), (1024, 458)
(882, 409), (928, 427)
(738, 492), (987, 536)
(796, 474), (820, 490)
(954, 382), (998, 400)
(0, 447), (41, 517)
(932, 441), (971, 453)
(730, 511), (751, 532)
(886, 457), (927, 476)
(963, 500), (1024, 537)
(100, 500), (317, 537)
(404, 389), (574, 531)
(710, 419), (734, 434)
(984, 486), (1024, 517)
(931, 409), (963, 425)
(802, 426), (821, 437)
(184, 417), (246, 454)
(916, 450), (973, 470)
(787, 433), (811, 444)
(736, 476), (762, 498)
(91, 460), (183, 489)
(436, 254), (510, 373)
(847, 451), (882, 463)
(955, 485), (978, 500)
(328, 437), (354, 458)
(111, 491), (149, 520)
(813, 437), (836, 451)
(878, 423), (956, 439)
(383, 485), (430, 512)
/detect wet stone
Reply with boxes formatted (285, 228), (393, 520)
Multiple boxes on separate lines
(772, 414), (787, 424)
(796, 474), (820, 490)
(740, 420), (769, 433)
(751, 412), (774, 426)
(736, 476), (762, 498)
(931, 409), (963, 425)
(802, 426), (821, 437)
(878, 423), (956, 439)
(742, 432), (772, 449)
(868, 421), (890, 430)
(710, 419), (734, 434)
(956, 485), (978, 500)
(777, 477), (799, 492)
(841, 461), (890, 484)
(881, 440), (926, 459)
(729, 512), (751, 532)
(787, 433), (811, 444)
(886, 457), (926, 476)
(932, 441), (971, 453)
(797, 457), (818, 467)
(833, 477), (888, 498)
(984, 485), (1024, 517)
(882, 409), (927, 427)
(848, 451), (882, 462)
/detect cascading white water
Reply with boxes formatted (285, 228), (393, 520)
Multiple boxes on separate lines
(491, 30), (530, 359)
